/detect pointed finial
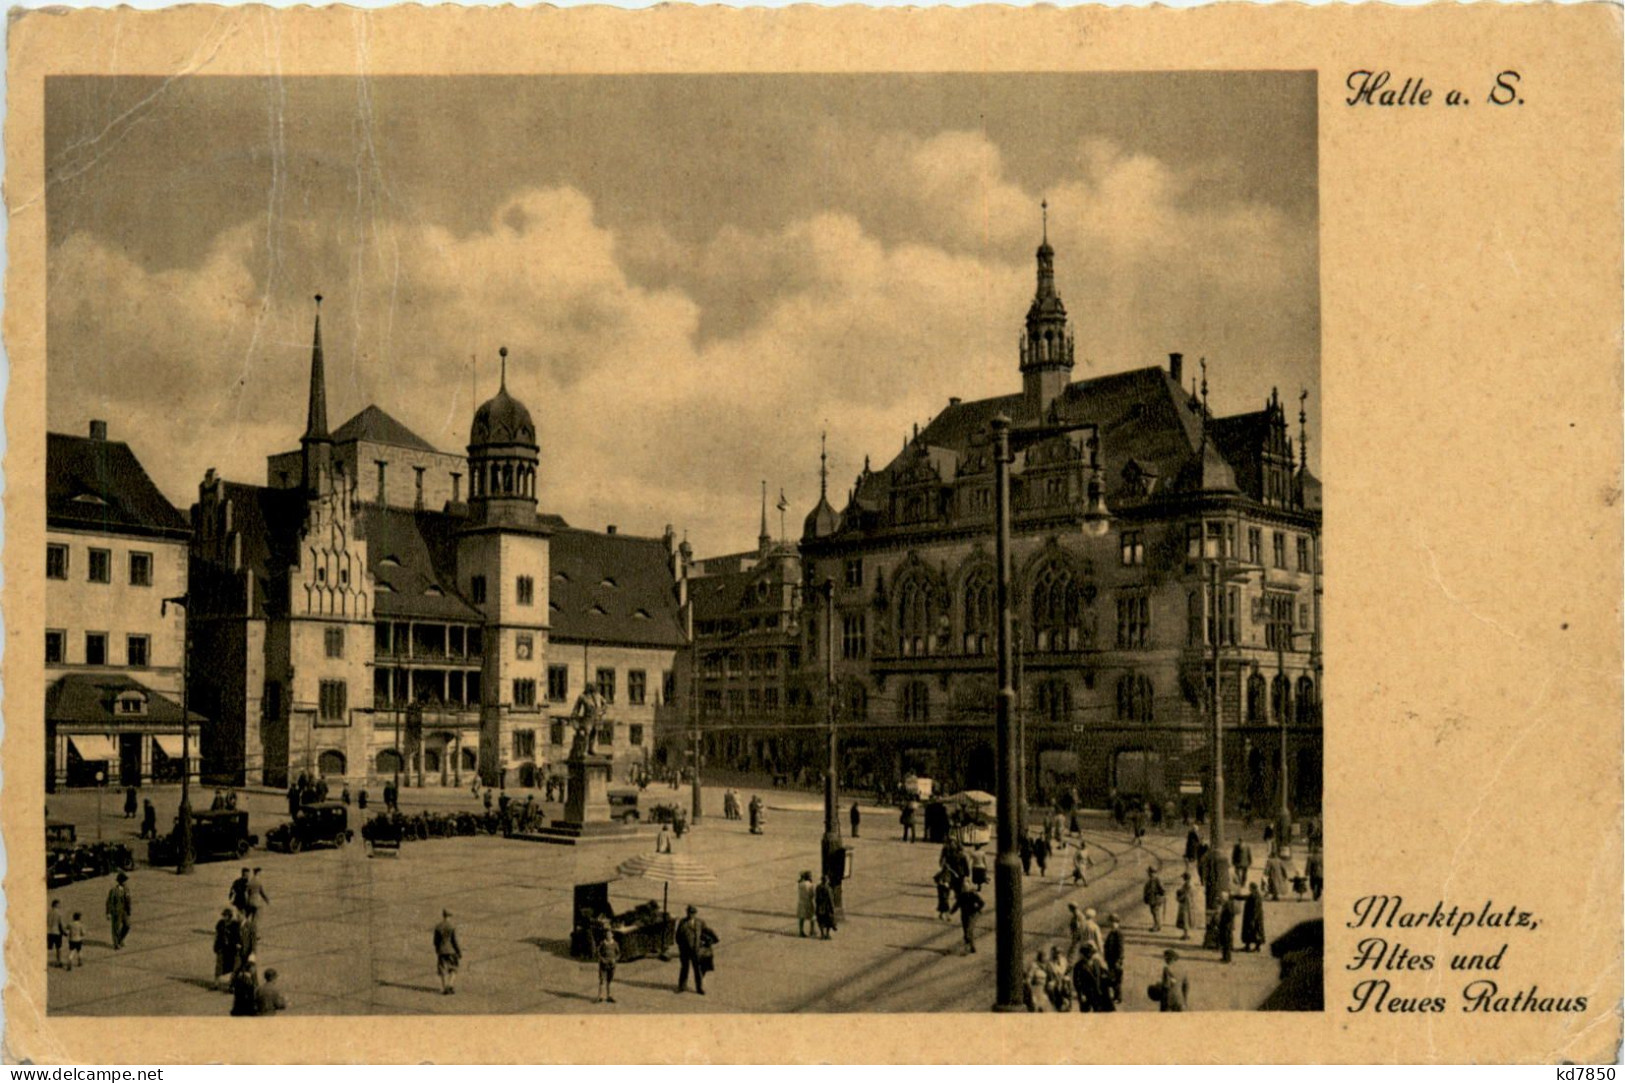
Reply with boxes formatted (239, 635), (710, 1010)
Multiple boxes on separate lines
(1041, 198), (1048, 244)
(819, 430), (829, 501)
(498, 346), (508, 389)
(1298, 389), (1309, 471)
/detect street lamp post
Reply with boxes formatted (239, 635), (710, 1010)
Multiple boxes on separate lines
(820, 579), (841, 898)
(988, 414), (1109, 1012)
(160, 595), (194, 875)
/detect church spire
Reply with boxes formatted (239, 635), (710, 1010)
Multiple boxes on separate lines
(1021, 201), (1072, 418)
(820, 431), (828, 502)
(303, 294), (329, 442)
(759, 479), (771, 553)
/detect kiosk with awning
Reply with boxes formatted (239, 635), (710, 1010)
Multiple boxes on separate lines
(46, 674), (205, 790)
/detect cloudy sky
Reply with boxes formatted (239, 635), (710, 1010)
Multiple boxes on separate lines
(47, 73), (1318, 555)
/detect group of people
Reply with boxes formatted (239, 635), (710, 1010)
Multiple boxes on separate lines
(220, 866), (285, 1015)
(795, 870), (839, 939)
(926, 838), (987, 953)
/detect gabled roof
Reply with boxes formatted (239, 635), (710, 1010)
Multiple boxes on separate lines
(47, 674), (206, 726)
(361, 506), (484, 621)
(549, 528), (685, 648)
(190, 481), (308, 619)
(48, 432), (190, 540)
(331, 406), (439, 454)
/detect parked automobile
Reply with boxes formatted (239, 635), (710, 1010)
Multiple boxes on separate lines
(266, 801), (353, 853)
(607, 789), (641, 823)
(148, 809), (257, 865)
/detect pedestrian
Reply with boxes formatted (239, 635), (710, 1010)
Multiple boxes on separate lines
(105, 872), (132, 950)
(229, 955), (260, 1016)
(1144, 867), (1167, 931)
(594, 918), (619, 1003)
(1032, 833), (1051, 877)
(940, 838), (970, 886)
(1152, 949), (1189, 1012)
(1080, 907), (1103, 957)
(48, 899), (66, 969)
(1306, 849), (1324, 901)
(900, 800), (916, 843)
(950, 882), (984, 954)
(211, 788), (227, 811)
(225, 788), (239, 811)
(933, 867), (955, 922)
(814, 875), (838, 940)
(66, 911), (86, 970)
(358, 788), (369, 811)
(1070, 843), (1090, 886)
(1184, 826), (1201, 863)
(1024, 951), (1051, 1012)
(1215, 891), (1235, 964)
(748, 795), (764, 835)
(255, 968), (289, 1015)
(433, 909), (462, 995)
(970, 846), (988, 889)
(1129, 807), (1144, 847)
(124, 785), (138, 819)
(213, 909), (240, 990)
(656, 824), (673, 854)
(248, 868), (270, 915)
(141, 799), (157, 840)
(675, 905), (718, 995)
(1198, 842), (1227, 911)
(236, 912), (259, 968)
(1242, 882), (1267, 952)
(849, 800), (861, 838)
(229, 867), (252, 916)
(1175, 872), (1196, 940)
(482, 789), (493, 813)
(1102, 913), (1125, 1003)
(1232, 839), (1254, 888)
(1018, 833), (1033, 875)
(1264, 852), (1288, 900)
(1071, 942), (1112, 1012)
(341, 785), (352, 806)
(286, 783), (300, 819)
(797, 870), (817, 937)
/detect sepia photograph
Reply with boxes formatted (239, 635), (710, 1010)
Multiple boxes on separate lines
(39, 70), (1323, 1016)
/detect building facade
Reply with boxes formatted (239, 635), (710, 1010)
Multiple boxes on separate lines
(797, 229), (1323, 812)
(188, 305), (686, 789)
(46, 422), (201, 790)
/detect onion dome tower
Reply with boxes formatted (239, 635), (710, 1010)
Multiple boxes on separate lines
(467, 346), (540, 529)
(802, 432), (841, 540)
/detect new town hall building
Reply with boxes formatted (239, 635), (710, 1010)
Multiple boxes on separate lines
(796, 229), (1323, 813)
(188, 303), (685, 789)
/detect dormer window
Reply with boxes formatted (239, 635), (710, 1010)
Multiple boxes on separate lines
(116, 691), (148, 716)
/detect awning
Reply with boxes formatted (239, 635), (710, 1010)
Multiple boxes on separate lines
(151, 734), (196, 759)
(68, 734), (120, 761)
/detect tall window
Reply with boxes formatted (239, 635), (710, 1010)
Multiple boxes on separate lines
(897, 578), (932, 656)
(513, 729), (536, 759)
(46, 543), (68, 580)
(513, 679), (537, 708)
(516, 576), (534, 606)
(470, 575), (487, 604)
(628, 669), (647, 705)
(844, 559), (864, 588)
(128, 551), (153, 587)
(1296, 536), (1311, 572)
(88, 548), (111, 584)
(841, 614), (867, 660)
(1272, 532), (1287, 569)
(549, 720), (567, 746)
(900, 680), (930, 724)
(1296, 676), (1317, 724)
(1265, 593), (1296, 649)
(126, 635), (150, 668)
(45, 630), (64, 665)
(1248, 672), (1267, 722)
(1116, 592), (1150, 649)
(325, 627), (345, 658)
(1035, 680), (1071, 723)
(596, 667), (616, 703)
(1205, 587), (1240, 646)
(629, 724), (645, 747)
(319, 680), (348, 721)
(1031, 564), (1080, 651)
(85, 632), (108, 666)
(1115, 674), (1155, 722)
(1248, 527), (1263, 565)
(806, 617), (819, 662)
(1120, 531), (1144, 567)
(962, 571), (992, 654)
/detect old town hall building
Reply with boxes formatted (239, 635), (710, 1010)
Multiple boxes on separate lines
(798, 225), (1323, 813)
(188, 301), (685, 789)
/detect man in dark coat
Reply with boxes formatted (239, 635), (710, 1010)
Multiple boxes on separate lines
(1232, 839), (1254, 888)
(1018, 833), (1033, 875)
(950, 883), (984, 954)
(814, 876), (838, 939)
(229, 867), (252, 916)
(1071, 943), (1114, 1012)
(1143, 867), (1167, 931)
(1306, 850), (1325, 901)
(123, 785), (138, 819)
(229, 957), (259, 1016)
(849, 801), (861, 838)
(434, 909), (462, 995)
(1031, 833), (1051, 877)
(1184, 827), (1201, 863)
(140, 799), (157, 840)
(1241, 883), (1267, 951)
(286, 783), (300, 819)
(212, 909), (240, 990)
(675, 905), (718, 994)
(1102, 913), (1126, 1003)
(105, 873), (132, 949)
(1215, 891), (1236, 963)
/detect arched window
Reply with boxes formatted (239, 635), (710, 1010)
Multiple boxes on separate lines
(1296, 676), (1316, 725)
(962, 570), (992, 654)
(898, 578), (932, 657)
(1034, 679), (1071, 723)
(1031, 563), (1080, 651)
(900, 680), (930, 725)
(1247, 672), (1267, 723)
(1271, 674), (1293, 723)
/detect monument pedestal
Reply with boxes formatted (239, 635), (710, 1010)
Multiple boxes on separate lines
(513, 753), (643, 846)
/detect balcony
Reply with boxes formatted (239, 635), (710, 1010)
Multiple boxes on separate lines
(374, 646), (483, 666)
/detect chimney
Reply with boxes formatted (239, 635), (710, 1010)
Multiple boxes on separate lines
(89, 420), (108, 441)
(1169, 353), (1184, 386)
(606, 525), (618, 535)
(949, 397), (962, 407)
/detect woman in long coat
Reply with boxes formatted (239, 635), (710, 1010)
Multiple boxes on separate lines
(796, 871), (816, 937)
(814, 876), (837, 939)
(1241, 883), (1267, 951)
(1175, 872), (1196, 940)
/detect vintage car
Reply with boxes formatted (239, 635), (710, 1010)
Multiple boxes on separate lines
(148, 809), (257, 866)
(266, 801), (353, 853)
(569, 881), (675, 962)
(607, 789), (641, 824)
